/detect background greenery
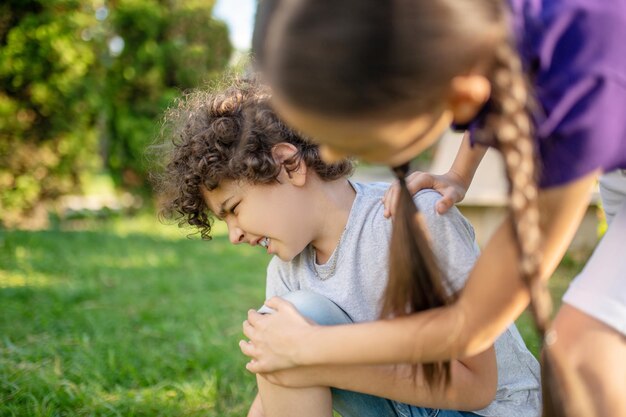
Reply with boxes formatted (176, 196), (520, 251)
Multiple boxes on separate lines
(0, 212), (588, 416)
(0, 2), (597, 415)
(0, 215), (263, 416)
(0, 0), (232, 227)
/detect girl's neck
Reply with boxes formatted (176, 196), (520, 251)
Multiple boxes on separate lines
(310, 178), (356, 264)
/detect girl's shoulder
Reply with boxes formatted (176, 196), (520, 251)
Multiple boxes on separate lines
(513, 0), (626, 79)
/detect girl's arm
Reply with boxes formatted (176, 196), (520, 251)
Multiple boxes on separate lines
(383, 132), (487, 217)
(455, 131), (487, 175)
(242, 170), (598, 370)
(260, 346), (497, 411)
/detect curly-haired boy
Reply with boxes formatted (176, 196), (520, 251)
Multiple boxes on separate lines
(152, 78), (540, 417)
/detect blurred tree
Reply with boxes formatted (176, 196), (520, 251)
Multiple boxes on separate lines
(103, 0), (232, 190)
(0, 0), (100, 227)
(0, 0), (232, 227)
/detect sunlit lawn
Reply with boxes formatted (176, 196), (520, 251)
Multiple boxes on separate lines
(1, 213), (266, 417)
(0, 212), (587, 416)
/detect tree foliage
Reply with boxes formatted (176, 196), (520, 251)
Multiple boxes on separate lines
(0, 0), (232, 227)
(0, 0), (100, 227)
(103, 0), (232, 189)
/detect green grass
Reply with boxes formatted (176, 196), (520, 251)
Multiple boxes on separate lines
(1, 214), (267, 417)
(0, 212), (588, 416)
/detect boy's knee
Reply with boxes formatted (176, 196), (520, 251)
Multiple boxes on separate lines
(259, 291), (352, 326)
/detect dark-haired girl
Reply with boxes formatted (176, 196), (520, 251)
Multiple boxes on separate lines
(241, 1), (626, 416)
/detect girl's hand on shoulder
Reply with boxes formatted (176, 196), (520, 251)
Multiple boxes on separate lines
(382, 170), (468, 217)
(240, 296), (316, 373)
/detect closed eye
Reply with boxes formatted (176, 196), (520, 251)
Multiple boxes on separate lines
(229, 202), (240, 215)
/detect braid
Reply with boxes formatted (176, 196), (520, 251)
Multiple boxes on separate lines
(479, 41), (548, 332)
(479, 41), (593, 417)
(382, 163), (453, 386)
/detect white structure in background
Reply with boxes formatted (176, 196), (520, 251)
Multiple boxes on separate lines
(430, 131), (600, 251)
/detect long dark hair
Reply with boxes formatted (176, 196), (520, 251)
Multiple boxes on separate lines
(384, 163), (454, 386)
(253, 1), (592, 414)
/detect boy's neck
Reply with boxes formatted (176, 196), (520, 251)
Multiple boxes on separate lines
(310, 178), (356, 264)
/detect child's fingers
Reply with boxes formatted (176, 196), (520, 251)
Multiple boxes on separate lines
(247, 309), (265, 327)
(242, 318), (255, 339)
(239, 339), (257, 358)
(383, 180), (399, 200)
(388, 189), (399, 217)
(263, 296), (295, 312)
(382, 183), (399, 218)
(246, 359), (263, 374)
(405, 171), (434, 194)
(435, 187), (460, 214)
(435, 195), (454, 214)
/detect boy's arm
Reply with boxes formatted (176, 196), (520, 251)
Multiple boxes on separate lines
(247, 393), (265, 417)
(262, 346), (497, 411)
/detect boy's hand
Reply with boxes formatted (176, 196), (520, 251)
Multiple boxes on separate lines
(382, 170), (468, 217)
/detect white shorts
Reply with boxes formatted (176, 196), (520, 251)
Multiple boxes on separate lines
(562, 169), (626, 335)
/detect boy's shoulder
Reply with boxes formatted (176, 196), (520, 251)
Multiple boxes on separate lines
(348, 182), (392, 230)
(349, 181), (457, 223)
(350, 181), (388, 199)
(413, 188), (445, 210)
(412, 189), (475, 239)
(351, 180), (445, 207)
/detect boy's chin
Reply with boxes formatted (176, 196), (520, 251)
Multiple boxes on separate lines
(275, 253), (295, 262)
(274, 248), (301, 263)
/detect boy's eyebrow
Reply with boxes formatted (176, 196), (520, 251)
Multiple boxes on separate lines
(215, 196), (234, 219)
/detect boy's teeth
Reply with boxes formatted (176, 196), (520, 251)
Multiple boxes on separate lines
(260, 237), (269, 248)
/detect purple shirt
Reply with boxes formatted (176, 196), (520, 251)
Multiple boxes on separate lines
(464, 0), (626, 188)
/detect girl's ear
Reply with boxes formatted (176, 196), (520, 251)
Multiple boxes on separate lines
(271, 142), (307, 186)
(448, 74), (491, 124)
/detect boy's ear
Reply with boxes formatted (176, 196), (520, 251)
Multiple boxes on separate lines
(271, 143), (307, 186)
(448, 74), (491, 124)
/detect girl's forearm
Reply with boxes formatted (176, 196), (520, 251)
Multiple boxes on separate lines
(296, 172), (598, 366)
(298, 297), (490, 366)
(270, 347), (497, 411)
(297, 219), (527, 366)
(448, 132), (487, 190)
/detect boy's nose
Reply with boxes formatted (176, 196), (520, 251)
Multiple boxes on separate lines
(228, 226), (245, 244)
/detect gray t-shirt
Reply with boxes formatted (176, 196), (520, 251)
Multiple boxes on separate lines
(266, 182), (541, 417)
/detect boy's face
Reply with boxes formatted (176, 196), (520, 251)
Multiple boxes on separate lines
(201, 175), (315, 262)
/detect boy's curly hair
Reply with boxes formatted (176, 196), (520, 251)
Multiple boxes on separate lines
(151, 76), (354, 239)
